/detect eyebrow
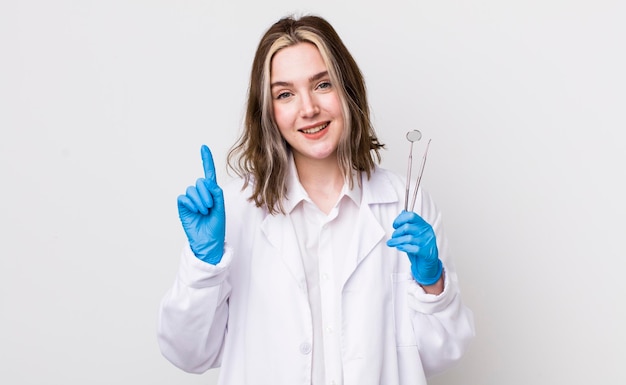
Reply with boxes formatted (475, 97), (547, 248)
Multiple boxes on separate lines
(270, 71), (329, 89)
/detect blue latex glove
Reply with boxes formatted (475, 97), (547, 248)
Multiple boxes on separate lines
(386, 210), (443, 286)
(177, 145), (226, 265)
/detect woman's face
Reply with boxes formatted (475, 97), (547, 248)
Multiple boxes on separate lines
(270, 42), (344, 164)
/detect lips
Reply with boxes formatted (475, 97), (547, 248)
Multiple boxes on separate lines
(299, 122), (329, 134)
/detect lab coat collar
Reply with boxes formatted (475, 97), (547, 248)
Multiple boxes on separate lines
(282, 153), (362, 213)
(260, 156), (399, 289)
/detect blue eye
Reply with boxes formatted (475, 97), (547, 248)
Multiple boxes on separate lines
(318, 81), (332, 89)
(276, 91), (292, 100)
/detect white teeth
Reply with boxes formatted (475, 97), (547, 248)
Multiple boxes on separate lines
(301, 123), (328, 134)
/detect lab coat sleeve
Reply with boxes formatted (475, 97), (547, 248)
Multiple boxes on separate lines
(407, 190), (476, 377)
(157, 243), (233, 373)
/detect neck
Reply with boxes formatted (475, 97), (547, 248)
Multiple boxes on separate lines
(293, 154), (345, 214)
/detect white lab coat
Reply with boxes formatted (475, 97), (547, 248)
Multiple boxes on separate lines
(157, 165), (474, 385)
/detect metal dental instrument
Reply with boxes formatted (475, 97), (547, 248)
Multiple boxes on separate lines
(404, 130), (432, 212)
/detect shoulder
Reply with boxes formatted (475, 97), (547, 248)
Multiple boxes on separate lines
(371, 165), (405, 187)
(219, 176), (258, 226)
(365, 166), (441, 220)
(221, 176), (248, 196)
(220, 176), (254, 211)
(361, 165), (405, 204)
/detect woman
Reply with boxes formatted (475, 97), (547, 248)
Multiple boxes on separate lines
(158, 14), (474, 385)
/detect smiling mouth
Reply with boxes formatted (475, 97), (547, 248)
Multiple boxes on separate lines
(299, 123), (329, 134)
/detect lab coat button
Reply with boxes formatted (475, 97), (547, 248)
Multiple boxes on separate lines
(299, 342), (312, 354)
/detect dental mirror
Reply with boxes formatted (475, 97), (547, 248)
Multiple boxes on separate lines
(404, 130), (431, 212)
(406, 130), (422, 142)
(404, 130), (421, 210)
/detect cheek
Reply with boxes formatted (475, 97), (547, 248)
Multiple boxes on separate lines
(323, 93), (343, 117)
(272, 105), (293, 131)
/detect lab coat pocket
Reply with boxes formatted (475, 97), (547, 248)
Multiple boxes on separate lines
(392, 273), (418, 348)
(396, 345), (427, 385)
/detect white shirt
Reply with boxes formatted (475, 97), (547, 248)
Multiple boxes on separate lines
(286, 162), (362, 385)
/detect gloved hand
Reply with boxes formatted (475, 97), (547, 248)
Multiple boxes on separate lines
(177, 145), (226, 265)
(386, 210), (443, 286)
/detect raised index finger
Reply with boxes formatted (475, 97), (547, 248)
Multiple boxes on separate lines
(200, 144), (217, 183)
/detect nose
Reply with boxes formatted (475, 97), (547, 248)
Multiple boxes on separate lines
(299, 92), (320, 118)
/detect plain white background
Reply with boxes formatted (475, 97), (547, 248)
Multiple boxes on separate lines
(1, 1), (625, 384)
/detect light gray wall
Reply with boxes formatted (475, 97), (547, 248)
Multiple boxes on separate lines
(2, 1), (625, 384)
